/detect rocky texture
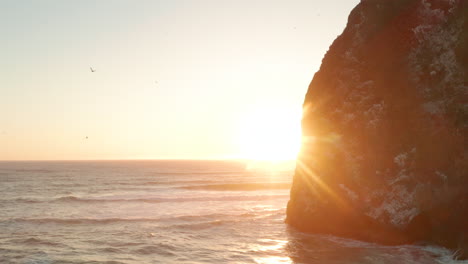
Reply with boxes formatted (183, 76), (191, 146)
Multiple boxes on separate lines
(287, 0), (467, 258)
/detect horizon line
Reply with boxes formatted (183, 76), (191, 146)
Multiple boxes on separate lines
(0, 158), (298, 162)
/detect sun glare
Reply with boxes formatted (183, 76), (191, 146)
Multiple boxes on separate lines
(237, 106), (302, 161)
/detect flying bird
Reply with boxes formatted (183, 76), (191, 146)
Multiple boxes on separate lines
(90, 67), (96, 73)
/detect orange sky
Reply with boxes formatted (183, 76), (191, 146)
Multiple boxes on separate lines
(0, 0), (359, 160)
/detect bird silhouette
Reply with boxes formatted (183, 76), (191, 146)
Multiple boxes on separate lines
(90, 67), (96, 73)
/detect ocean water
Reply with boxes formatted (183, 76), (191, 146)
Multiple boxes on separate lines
(0, 160), (465, 264)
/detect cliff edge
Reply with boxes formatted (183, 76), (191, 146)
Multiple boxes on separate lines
(287, 0), (467, 258)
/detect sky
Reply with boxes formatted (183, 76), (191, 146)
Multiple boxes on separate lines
(0, 0), (359, 160)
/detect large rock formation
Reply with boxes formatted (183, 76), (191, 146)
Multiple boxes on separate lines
(287, 0), (467, 258)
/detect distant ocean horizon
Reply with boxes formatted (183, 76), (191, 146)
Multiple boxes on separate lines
(0, 160), (464, 264)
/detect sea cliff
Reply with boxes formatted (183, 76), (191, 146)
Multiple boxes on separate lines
(287, 0), (467, 258)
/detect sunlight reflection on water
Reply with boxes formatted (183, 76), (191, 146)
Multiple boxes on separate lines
(257, 239), (288, 252)
(253, 239), (292, 264)
(255, 256), (292, 264)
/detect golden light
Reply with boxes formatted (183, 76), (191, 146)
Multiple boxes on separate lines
(255, 256), (292, 264)
(237, 105), (302, 161)
(253, 239), (292, 264)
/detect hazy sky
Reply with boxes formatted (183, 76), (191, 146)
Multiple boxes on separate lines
(1, 0), (359, 160)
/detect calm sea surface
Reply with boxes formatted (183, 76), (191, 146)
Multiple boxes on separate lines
(0, 160), (465, 264)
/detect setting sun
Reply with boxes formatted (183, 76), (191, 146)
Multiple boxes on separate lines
(237, 106), (302, 161)
(1, 0), (462, 262)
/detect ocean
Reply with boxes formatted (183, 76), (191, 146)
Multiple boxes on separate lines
(0, 160), (465, 264)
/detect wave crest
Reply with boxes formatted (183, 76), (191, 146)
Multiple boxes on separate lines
(5, 193), (288, 204)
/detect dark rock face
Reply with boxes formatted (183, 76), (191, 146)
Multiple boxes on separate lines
(287, 0), (467, 258)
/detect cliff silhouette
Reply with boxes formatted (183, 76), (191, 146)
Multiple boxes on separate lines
(287, 0), (467, 258)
